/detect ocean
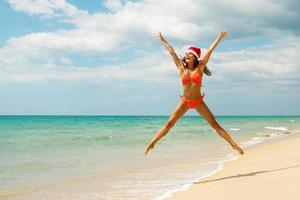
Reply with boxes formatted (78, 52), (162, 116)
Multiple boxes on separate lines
(0, 116), (299, 200)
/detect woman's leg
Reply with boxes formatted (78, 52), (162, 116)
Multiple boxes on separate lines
(144, 102), (189, 156)
(195, 102), (244, 155)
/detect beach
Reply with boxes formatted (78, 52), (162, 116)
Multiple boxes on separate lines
(168, 132), (300, 200)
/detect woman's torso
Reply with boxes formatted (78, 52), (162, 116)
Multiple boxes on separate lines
(180, 65), (204, 99)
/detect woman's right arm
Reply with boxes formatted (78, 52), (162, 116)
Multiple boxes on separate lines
(158, 32), (183, 71)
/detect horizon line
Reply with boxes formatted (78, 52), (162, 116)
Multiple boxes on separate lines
(0, 115), (299, 117)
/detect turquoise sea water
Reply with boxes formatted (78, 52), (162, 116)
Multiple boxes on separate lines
(1, 116), (300, 200)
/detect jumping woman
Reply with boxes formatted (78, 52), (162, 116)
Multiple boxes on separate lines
(144, 29), (244, 156)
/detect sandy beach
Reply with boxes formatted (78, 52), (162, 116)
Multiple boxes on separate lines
(168, 133), (300, 200)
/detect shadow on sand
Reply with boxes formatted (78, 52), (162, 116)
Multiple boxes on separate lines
(194, 165), (300, 184)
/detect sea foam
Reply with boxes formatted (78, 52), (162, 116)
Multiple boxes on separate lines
(264, 126), (288, 131)
(229, 128), (241, 131)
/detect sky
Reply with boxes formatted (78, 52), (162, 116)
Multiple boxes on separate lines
(0, 0), (299, 116)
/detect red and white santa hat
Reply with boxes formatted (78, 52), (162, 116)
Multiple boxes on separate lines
(185, 46), (201, 60)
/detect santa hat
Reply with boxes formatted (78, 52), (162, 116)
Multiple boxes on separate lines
(185, 46), (201, 60)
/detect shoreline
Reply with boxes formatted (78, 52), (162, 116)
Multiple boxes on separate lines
(157, 154), (238, 200)
(166, 130), (300, 200)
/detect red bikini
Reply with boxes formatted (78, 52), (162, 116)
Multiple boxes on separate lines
(181, 70), (202, 85)
(180, 70), (205, 109)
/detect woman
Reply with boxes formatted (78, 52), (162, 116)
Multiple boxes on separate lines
(144, 29), (244, 156)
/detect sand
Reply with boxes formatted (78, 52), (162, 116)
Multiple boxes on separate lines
(167, 134), (300, 200)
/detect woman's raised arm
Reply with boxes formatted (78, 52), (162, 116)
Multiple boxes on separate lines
(201, 29), (227, 66)
(158, 32), (183, 71)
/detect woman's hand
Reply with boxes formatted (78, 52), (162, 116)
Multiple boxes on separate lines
(157, 32), (164, 41)
(219, 29), (227, 39)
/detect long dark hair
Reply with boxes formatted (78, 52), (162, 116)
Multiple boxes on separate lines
(181, 56), (211, 76)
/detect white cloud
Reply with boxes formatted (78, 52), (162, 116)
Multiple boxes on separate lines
(0, 45), (177, 84)
(6, 0), (299, 62)
(214, 37), (299, 75)
(1, 35), (299, 96)
(6, 29), (122, 54)
(205, 36), (300, 93)
(70, 0), (204, 41)
(8, 0), (87, 19)
(2, 0), (300, 94)
(103, 0), (123, 12)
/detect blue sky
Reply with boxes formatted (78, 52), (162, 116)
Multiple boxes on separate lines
(0, 0), (299, 115)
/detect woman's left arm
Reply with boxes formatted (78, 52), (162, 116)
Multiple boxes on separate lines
(201, 29), (227, 66)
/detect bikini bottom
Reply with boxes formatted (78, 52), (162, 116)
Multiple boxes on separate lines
(180, 94), (205, 109)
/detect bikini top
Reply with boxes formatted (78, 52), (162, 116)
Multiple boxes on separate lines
(181, 69), (202, 85)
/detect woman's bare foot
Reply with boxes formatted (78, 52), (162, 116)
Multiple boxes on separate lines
(232, 144), (244, 155)
(144, 141), (156, 156)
